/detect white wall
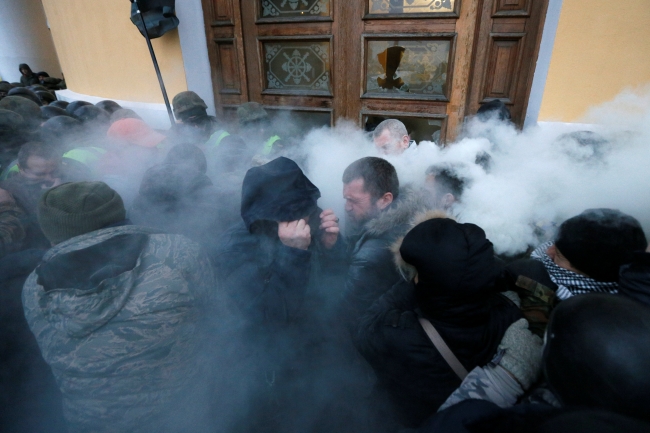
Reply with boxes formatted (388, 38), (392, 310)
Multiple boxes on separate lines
(175, 0), (216, 116)
(0, 0), (62, 83)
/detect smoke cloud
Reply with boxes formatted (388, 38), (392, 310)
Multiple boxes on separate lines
(294, 87), (650, 255)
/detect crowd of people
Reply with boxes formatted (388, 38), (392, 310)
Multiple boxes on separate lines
(0, 70), (649, 433)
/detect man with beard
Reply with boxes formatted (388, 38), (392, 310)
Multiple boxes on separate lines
(341, 157), (429, 328)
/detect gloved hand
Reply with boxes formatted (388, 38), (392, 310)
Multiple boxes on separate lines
(496, 318), (543, 389)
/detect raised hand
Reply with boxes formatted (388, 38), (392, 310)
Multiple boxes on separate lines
(278, 219), (311, 250)
(319, 209), (340, 250)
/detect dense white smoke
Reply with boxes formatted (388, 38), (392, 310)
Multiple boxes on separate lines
(296, 87), (650, 255)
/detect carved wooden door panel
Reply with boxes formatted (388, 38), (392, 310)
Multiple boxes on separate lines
(201, 0), (549, 142)
(466, 0), (549, 126)
(345, 0), (481, 143)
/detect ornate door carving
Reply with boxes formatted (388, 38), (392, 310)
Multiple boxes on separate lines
(201, 0), (549, 142)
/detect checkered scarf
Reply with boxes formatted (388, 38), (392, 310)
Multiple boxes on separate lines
(531, 241), (619, 300)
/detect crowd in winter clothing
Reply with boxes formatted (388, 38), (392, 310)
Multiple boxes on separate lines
(0, 80), (649, 433)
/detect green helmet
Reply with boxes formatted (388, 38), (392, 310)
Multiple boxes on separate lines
(172, 91), (207, 120)
(0, 96), (41, 127)
(237, 102), (269, 125)
(0, 109), (25, 132)
(0, 82), (12, 96)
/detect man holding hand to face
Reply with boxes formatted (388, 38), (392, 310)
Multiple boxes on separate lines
(212, 156), (342, 324)
(210, 157), (345, 431)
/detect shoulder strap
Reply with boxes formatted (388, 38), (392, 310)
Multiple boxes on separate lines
(418, 318), (469, 380)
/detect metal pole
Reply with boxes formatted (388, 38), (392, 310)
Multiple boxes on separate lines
(132, 0), (176, 128)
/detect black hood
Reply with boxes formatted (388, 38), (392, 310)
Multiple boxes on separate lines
(543, 293), (650, 421)
(240, 157), (320, 231)
(36, 231), (147, 293)
(400, 218), (501, 319)
(19, 63), (33, 75)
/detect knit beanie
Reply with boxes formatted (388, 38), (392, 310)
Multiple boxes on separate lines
(555, 208), (647, 282)
(38, 181), (126, 245)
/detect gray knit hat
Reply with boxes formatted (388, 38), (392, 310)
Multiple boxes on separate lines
(38, 181), (126, 245)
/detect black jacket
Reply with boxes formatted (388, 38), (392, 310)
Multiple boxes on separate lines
(0, 249), (66, 432)
(355, 281), (520, 428)
(355, 216), (522, 428)
(414, 399), (650, 433)
(342, 185), (430, 328)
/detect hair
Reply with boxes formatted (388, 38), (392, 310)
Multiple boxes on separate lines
(426, 164), (466, 199)
(343, 157), (399, 201)
(476, 100), (512, 122)
(17, 141), (60, 169)
(372, 119), (408, 144)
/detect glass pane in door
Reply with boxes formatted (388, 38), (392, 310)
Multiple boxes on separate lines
(261, 0), (330, 18)
(365, 39), (451, 98)
(368, 0), (455, 14)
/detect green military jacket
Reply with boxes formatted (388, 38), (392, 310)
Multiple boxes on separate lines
(22, 225), (219, 432)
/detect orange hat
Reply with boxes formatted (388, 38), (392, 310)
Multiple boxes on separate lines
(107, 118), (166, 148)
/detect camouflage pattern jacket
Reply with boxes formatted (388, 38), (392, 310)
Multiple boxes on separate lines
(22, 225), (219, 433)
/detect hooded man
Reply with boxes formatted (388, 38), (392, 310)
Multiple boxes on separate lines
(19, 64), (39, 87)
(22, 181), (219, 432)
(209, 157), (345, 432)
(341, 157), (429, 326)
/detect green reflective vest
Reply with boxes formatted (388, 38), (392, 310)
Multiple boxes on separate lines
(262, 135), (281, 155)
(205, 129), (230, 150)
(63, 147), (107, 166)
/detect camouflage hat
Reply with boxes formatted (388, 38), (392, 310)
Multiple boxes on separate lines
(7, 87), (43, 106)
(237, 102), (269, 125)
(0, 109), (25, 132)
(36, 90), (56, 105)
(172, 91), (207, 118)
(29, 84), (49, 93)
(0, 96), (41, 125)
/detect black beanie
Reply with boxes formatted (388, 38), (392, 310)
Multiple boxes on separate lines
(555, 209), (647, 282)
(38, 181), (126, 245)
(400, 218), (498, 298)
(544, 294), (650, 421)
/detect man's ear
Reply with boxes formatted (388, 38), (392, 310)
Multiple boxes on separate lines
(442, 193), (456, 208)
(401, 135), (410, 149)
(376, 192), (394, 210)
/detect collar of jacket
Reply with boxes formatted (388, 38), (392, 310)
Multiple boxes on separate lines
(361, 184), (431, 238)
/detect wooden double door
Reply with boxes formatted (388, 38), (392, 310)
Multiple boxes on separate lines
(201, 0), (548, 143)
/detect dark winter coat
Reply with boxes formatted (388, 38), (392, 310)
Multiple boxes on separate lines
(129, 163), (221, 245)
(342, 185), (430, 328)
(22, 225), (219, 433)
(0, 249), (66, 432)
(355, 214), (522, 428)
(413, 399), (650, 433)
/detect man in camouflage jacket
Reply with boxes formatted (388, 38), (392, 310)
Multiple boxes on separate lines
(22, 182), (220, 433)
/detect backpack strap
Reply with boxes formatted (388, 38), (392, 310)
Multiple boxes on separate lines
(419, 318), (469, 380)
